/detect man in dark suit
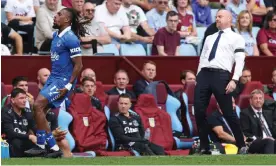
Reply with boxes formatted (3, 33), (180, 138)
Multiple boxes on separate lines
(133, 61), (157, 98)
(106, 69), (136, 99)
(240, 89), (276, 154)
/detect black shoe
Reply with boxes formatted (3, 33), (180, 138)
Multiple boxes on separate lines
(24, 146), (47, 157)
(238, 146), (248, 154)
(199, 149), (212, 155)
(45, 149), (63, 158)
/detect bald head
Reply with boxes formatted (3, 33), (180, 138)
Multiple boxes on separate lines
(81, 68), (96, 82)
(37, 68), (50, 87)
(216, 9), (232, 30)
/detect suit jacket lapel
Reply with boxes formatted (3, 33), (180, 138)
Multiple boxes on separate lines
(248, 106), (263, 133)
(263, 109), (273, 131)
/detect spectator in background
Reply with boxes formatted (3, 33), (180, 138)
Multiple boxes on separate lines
(94, 0), (131, 46)
(236, 10), (259, 56)
(152, 11), (180, 56)
(1, 23), (23, 55)
(37, 68), (50, 90)
(80, 77), (102, 111)
(146, 0), (168, 32)
(132, 0), (155, 12)
(122, 0), (155, 44)
(257, 10), (276, 56)
(180, 70), (196, 86)
(5, 0), (36, 54)
(240, 67), (252, 85)
(174, 70), (195, 97)
(264, 68), (276, 97)
(232, 67), (252, 98)
(264, 0), (276, 11)
(1, 76), (34, 109)
(192, 0), (212, 27)
(80, 68), (97, 82)
(174, 0), (197, 38)
(251, 0), (268, 27)
(81, 2), (111, 55)
(1, 88), (36, 157)
(75, 68), (97, 93)
(225, 0), (255, 26)
(35, 0), (63, 52)
(33, 0), (41, 13)
(106, 69), (136, 99)
(240, 89), (276, 153)
(133, 61), (156, 97)
(72, 0), (85, 15)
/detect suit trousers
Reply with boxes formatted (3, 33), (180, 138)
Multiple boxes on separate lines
(194, 68), (246, 149)
(248, 138), (275, 154)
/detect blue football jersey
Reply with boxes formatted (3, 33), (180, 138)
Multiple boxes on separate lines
(50, 26), (82, 80)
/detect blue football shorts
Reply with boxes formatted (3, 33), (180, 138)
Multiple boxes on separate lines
(40, 77), (74, 108)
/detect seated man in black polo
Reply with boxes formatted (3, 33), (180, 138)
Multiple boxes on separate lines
(1, 88), (36, 157)
(207, 97), (275, 154)
(109, 94), (165, 155)
(80, 76), (102, 111)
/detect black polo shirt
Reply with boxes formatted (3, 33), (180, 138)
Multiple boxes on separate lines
(1, 104), (35, 141)
(109, 112), (146, 145)
(207, 110), (233, 143)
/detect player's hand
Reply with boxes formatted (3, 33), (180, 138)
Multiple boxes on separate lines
(53, 127), (67, 141)
(225, 80), (236, 94)
(28, 134), (37, 144)
(58, 88), (68, 99)
(26, 92), (34, 106)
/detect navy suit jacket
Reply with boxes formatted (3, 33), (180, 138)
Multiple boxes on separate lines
(133, 79), (148, 98)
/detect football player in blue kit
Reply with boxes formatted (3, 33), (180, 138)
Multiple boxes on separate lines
(25, 8), (85, 158)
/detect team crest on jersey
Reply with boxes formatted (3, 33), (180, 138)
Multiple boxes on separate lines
(133, 120), (139, 126)
(57, 41), (62, 47)
(51, 51), (59, 61)
(23, 119), (28, 126)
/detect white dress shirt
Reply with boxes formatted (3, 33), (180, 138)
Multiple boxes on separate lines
(251, 106), (272, 138)
(116, 88), (126, 95)
(198, 27), (245, 81)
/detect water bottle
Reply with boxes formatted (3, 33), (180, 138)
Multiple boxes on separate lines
(144, 128), (151, 140)
(1, 140), (10, 159)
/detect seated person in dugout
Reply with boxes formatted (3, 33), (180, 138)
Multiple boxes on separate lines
(207, 97), (275, 154)
(109, 93), (165, 155)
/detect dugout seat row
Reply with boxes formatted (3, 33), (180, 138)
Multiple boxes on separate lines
(64, 93), (192, 156)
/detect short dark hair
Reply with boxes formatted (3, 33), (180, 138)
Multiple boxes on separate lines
(118, 93), (131, 101)
(173, 0), (190, 10)
(81, 76), (95, 86)
(12, 76), (28, 87)
(180, 70), (195, 81)
(143, 60), (156, 69)
(273, 67), (276, 73)
(166, 10), (178, 21)
(264, 10), (276, 29)
(242, 66), (251, 72)
(11, 88), (26, 98)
